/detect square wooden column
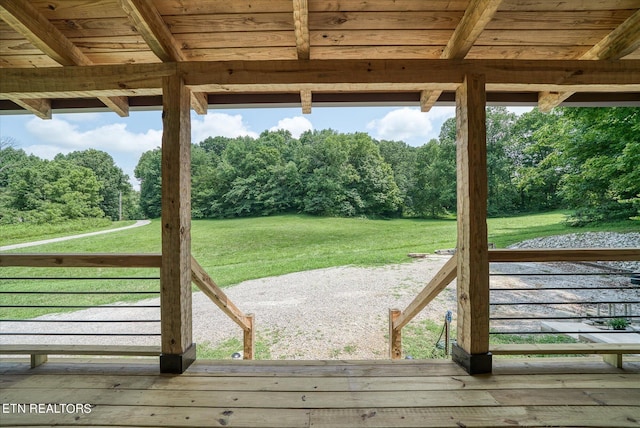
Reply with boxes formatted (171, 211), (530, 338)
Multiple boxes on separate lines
(451, 74), (492, 374)
(160, 74), (195, 373)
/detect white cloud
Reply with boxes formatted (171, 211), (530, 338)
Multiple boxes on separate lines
(23, 117), (162, 190)
(57, 112), (102, 123)
(366, 107), (454, 144)
(507, 106), (535, 115)
(269, 116), (313, 138)
(25, 118), (162, 157)
(191, 113), (258, 143)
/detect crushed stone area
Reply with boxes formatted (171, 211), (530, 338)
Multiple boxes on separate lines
(1, 232), (638, 359)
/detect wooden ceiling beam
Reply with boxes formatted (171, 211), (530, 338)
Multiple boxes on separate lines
(293, 0), (310, 60)
(2, 59), (639, 98)
(0, 0), (129, 117)
(300, 89), (312, 114)
(8, 97), (51, 119)
(190, 91), (208, 115)
(118, 0), (208, 115)
(421, 0), (502, 112)
(539, 9), (640, 112)
(118, 0), (185, 62)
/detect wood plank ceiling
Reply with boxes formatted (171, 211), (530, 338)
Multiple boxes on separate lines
(1, 0), (639, 117)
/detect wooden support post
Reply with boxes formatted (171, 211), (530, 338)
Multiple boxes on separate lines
(602, 353), (623, 368)
(160, 73), (195, 374)
(451, 74), (492, 374)
(243, 314), (255, 360)
(30, 354), (47, 368)
(389, 309), (402, 360)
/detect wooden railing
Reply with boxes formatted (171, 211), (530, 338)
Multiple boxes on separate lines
(0, 253), (254, 361)
(190, 256), (254, 359)
(389, 248), (640, 360)
(389, 256), (457, 359)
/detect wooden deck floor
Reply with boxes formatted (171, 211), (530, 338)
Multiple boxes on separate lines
(1, 357), (639, 427)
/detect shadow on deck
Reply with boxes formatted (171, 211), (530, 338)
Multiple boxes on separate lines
(1, 357), (639, 427)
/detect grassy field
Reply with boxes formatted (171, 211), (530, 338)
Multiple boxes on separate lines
(0, 218), (136, 247)
(1, 211), (638, 320)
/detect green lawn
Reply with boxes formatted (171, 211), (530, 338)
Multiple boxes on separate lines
(1, 211), (638, 319)
(0, 218), (136, 247)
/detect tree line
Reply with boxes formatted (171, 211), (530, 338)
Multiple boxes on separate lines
(0, 145), (139, 224)
(1, 107), (637, 226)
(135, 107), (638, 224)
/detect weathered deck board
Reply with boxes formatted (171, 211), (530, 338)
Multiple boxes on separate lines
(309, 406), (640, 428)
(0, 357), (638, 427)
(3, 372), (639, 391)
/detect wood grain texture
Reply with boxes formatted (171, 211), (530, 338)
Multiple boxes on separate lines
(0, 0), (130, 116)
(538, 8), (640, 111)
(0, 253), (162, 267)
(7, 97), (50, 118)
(488, 248), (640, 262)
(190, 256), (251, 331)
(389, 309), (402, 360)
(442, 0), (502, 60)
(490, 343), (640, 355)
(1, 358), (638, 427)
(293, 0), (310, 59)
(0, 344), (161, 356)
(2, 59), (639, 99)
(394, 256), (457, 331)
(456, 74), (489, 356)
(243, 314), (255, 360)
(160, 73), (192, 355)
(118, 0), (185, 62)
(300, 89), (312, 113)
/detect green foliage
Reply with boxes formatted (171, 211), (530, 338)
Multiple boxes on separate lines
(553, 108), (639, 224)
(489, 333), (577, 345)
(197, 337), (272, 360)
(5, 107), (640, 224)
(410, 138), (456, 217)
(134, 148), (162, 218)
(139, 129), (402, 219)
(490, 333), (580, 358)
(0, 141), (138, 224)
(56, 149), (134, 221)
(4, 158), (103, 223)
(608, 318), (629, 330)
(403, 319), (450, 359)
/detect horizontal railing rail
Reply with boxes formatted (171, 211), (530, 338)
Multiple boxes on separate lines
(0, 253), (163, 268)
(0, 253), (256, 362)
(389, 248), (640, 360)
(0, 254), (162, 344)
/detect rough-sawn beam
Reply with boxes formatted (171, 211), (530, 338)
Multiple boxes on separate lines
(0, 0), (129, 117)
(2, 59), (639, 99)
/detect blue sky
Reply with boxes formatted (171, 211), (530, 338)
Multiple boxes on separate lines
(0, 105), (530, 189)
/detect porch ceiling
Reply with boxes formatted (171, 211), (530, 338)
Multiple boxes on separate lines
(1, 0), (639, 117)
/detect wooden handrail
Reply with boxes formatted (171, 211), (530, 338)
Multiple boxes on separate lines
(190, 256), (255, 359)
(0, 253), (256, 359)
(394, 256), (457, 331)
(190, 256), (252, 331)
(488, 248), (640, 262)
(390, 256), (457, 359)
(0, 253), (162, 268)
(389, 247), (639, 359)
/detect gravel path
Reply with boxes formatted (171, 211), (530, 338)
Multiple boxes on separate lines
(0, 220), (151, 251)
(2, 231), (638, 359)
